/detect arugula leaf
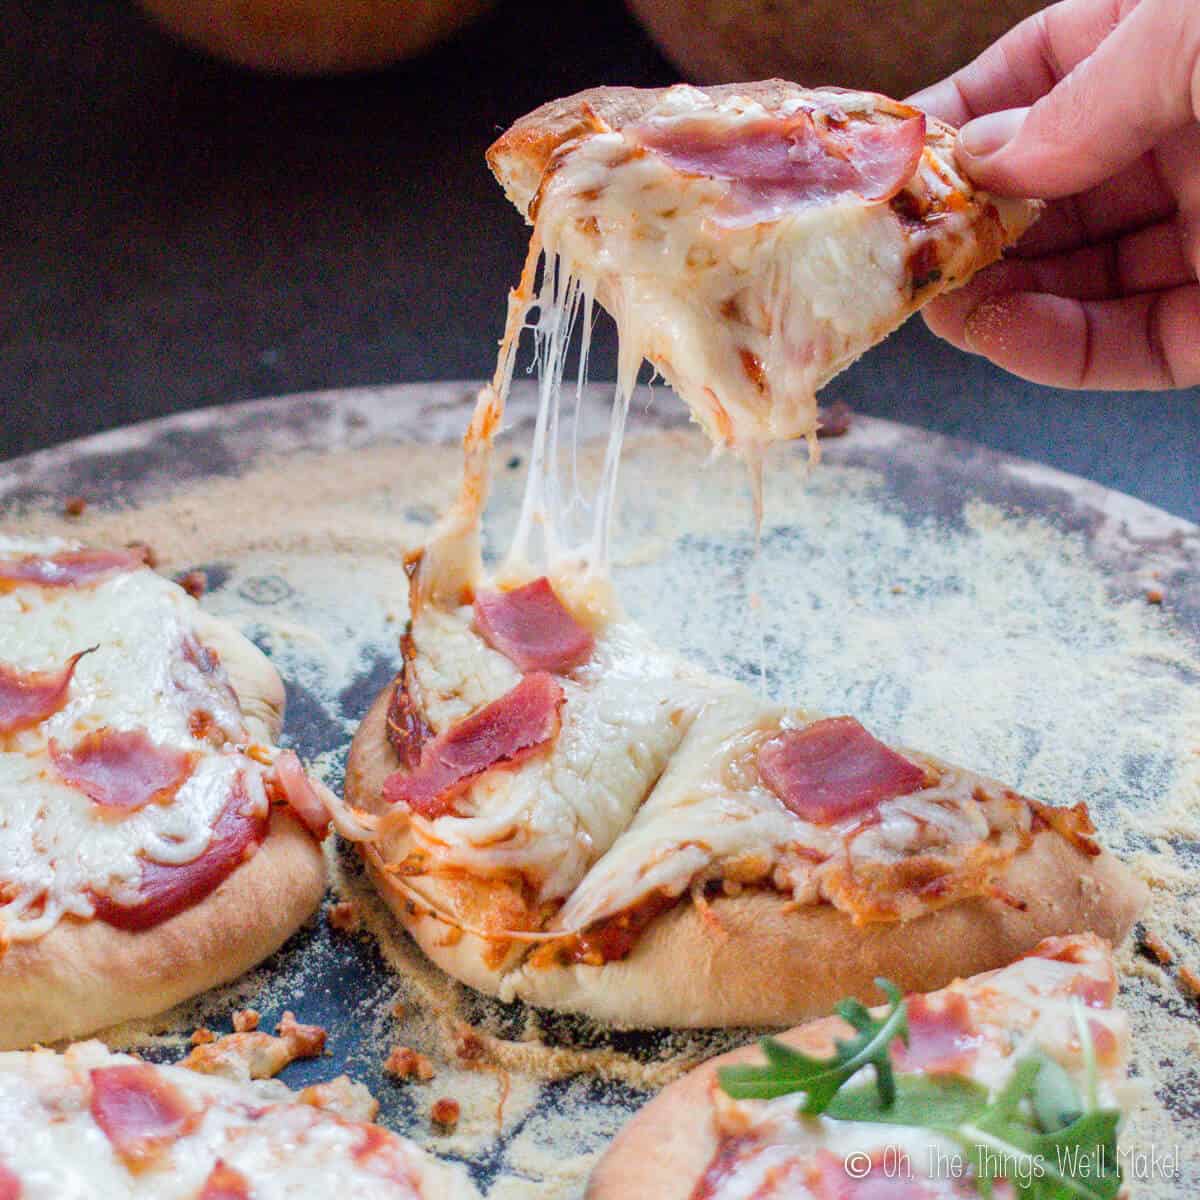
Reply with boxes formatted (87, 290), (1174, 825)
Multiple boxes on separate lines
(717, 978), (906, 1112)
(825, 1073), (988, 1127)
(1030, 1053), (1085, 1133)
(715, 982), (1125, 1200)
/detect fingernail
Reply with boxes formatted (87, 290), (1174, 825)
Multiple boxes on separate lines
(959, 107), (1028, 159)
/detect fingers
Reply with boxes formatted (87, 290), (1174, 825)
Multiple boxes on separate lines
(926, 286), (1200, 389)
(926, 219), (1191, 338)
(957, 0), (1200, 198)
(908, 0), (1129, 125)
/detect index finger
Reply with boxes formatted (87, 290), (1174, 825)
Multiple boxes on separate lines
(908, 0), (1127, 124)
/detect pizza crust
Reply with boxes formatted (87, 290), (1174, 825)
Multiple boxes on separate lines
(588, 1005), (952, 1199)
(190, 606), (286, 745)
(504, 833), (1146, 1027)
(486, 80), (1039, 251)
(348, 680), (1146, 1029)
(0, 808), (324, 1050)
(585, 1014), (847, 1200)
(346, 684), (525, 998)
(0, 609), (326, 1051)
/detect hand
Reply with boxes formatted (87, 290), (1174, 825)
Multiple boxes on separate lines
(911, 0), (1200, 390)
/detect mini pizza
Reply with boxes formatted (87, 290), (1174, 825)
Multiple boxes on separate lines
(0, 535), (350, 1049)
(588, 934), (1132, 1199)
(486, 81), (1040, 454)
(345, 406), (1146, 1026)
(0, 1039), (477, 1197)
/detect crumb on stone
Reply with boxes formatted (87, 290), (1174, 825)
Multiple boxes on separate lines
(1139, 929), (1174, 966)
(190, 1027), (216, 1046)
(276, 1011), (327, 1056)
(1178, 966), (1200, 1001)
(328, 899), (361, 934)
(63, 496), (87, 518)
(431, 1097), (460, 1130)
(384, 1046), (434, 1082)
(232, 1008), (260, 1033)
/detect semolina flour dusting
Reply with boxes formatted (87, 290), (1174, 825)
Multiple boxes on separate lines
(2, 382), (1197, 1196)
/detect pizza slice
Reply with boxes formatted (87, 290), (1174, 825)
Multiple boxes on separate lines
(0, 1039), (476, 1196)
(486, 82), (1040, 454)
(588, 934), (1133, 1199)
(346, 409), (1145, 1026)
(0, 535), (359, 1049)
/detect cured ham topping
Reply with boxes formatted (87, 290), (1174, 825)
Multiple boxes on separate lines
(197, 1162), (251, 1199)
(0, 650), (92, 736)
(50, 728), (194, 814)
(273, 749), (332, 839)
(89, 1064), (194, 1169)
(383, 672), (565, 820)
(811, 1150), (938, 1199)
(891, 992), (979, 1075)
(628, 109), (926, 228)
(0, 548), (143, 590)
(90, 779), (267, 931)
(473, 577), (595, 674)
(757, 717), (926, 824)
(0, 1164), (19, 1200)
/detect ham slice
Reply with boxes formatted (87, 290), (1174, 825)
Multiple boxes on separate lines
(197, 1161), (252, 1199)
(757, 717), (926, 824)
(891, 992), (979, 1075)
(383, 672), (565, 820)
(0, 1164), (19, 1200)
(50, 728), (194, 815)
(272, 749), (331, 839)
(473, 577), (595, 674)
(0, 649), (91, 735)
(89, 1064), (194, 1169)
(629, 110), (926, 228)
(0, 548), (143, 590)
(90, 778), (267, 931)
(812, 1150), (939, 1199)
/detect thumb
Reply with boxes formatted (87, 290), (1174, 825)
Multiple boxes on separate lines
(958, 0), (1200, 198)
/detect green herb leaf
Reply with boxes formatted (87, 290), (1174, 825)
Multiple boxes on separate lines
(717, 978), (907, 1113)
(716, 981), (1125, 1200)
(825, 1073), (989, 1128)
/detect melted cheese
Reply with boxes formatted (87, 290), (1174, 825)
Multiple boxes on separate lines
(401, 594), (1032, 933)
(518, 84), (988, 456)
(0, 1042), (476, 1198)
(391, 84), (1037, 944)
(407, 601), (714, 901)
(700, 940), (1132, 1199)
(0, 537), (272, 942)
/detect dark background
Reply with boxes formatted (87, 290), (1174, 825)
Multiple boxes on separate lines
(4, 0), (1197, 521)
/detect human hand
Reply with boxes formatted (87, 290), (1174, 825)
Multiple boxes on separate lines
(911, 0), (1199, 389)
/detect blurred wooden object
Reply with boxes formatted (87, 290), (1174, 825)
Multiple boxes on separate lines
(626, 0), (1047, 98)
(136, 0), (493, 74)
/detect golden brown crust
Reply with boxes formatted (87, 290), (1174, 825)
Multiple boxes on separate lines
(505, 833), (1145, 1027)
(586, 1014), (849, 1200)
(0, 809), (325, 1050)
(345, 685), (525, 996)
(190, 607), (287, 745)
(0, 611), (325, 1051)
(350, 680), (1146, 1029)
